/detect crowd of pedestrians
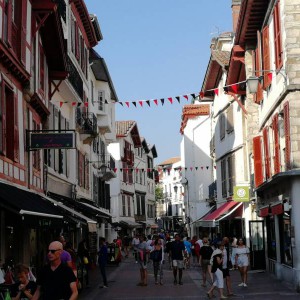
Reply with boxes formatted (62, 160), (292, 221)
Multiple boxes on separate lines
(0, 232), (250, 300)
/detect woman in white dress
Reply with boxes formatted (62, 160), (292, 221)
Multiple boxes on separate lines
(235, 238), (250, 287)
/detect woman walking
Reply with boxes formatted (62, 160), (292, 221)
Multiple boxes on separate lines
(150, 237), (164, 285)
(235, 238), (250, 287)
(207, 244), (227, 299)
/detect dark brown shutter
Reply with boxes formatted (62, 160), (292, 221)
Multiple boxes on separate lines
(253, 136), (264, 187)
(13, 93), (19, 162)
(284, 102), (291, 169)
(20, 0), (27, 64)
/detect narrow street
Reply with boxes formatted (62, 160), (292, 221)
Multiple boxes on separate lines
(79, 254), (299, 300)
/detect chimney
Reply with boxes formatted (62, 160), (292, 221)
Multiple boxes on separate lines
(232, 0), (241, 33)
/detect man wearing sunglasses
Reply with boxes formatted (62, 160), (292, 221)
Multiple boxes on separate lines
(32, 241), (78, 300)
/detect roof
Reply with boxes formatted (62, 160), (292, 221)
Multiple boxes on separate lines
(158, 157), (180, 166)
(180, 104), (210, 134)
(116, 121), (142, 147)
(90, 49), (118, 101)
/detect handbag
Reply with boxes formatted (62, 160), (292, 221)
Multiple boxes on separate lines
(83, 256), (89, 264)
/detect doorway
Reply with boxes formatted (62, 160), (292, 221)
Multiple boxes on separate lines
(249, 220), (266, 270)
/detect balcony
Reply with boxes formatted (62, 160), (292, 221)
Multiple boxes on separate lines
(67, 57), (83, 100)
(92, 154), (116, 181)
(135, 214), (146, 222)
(76, 109), (97, 143)
(97, 114), (112, 134)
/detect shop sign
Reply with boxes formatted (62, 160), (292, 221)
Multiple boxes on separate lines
(233, 186), (249, 202)
(30, 132), (74, 149)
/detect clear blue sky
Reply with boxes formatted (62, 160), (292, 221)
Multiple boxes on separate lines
(85, 0), (232, 164)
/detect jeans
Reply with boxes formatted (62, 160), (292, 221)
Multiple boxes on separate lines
(99, 263), (107, 286)
(153, 261), (163, 281)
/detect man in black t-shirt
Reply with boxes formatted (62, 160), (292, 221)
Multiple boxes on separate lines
(32, 241), (78, 300)
(170, 234), (185, 285)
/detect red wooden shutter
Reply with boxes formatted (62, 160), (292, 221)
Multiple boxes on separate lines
(6, 0), (13, 47)
(254, 32), (263, 103)
(273, 113), (281, 173)
(284, 102), (291, 169)
(13, 94), (19, 162)
(20, 0), (27, 64)
(253, 136), (264, 187)
(263, 127), (271, 179)
(122, 162), (127, 182)
(0, 81), (6, 155)
(262, 26), (271, 89)
(274, 0), (283, 69)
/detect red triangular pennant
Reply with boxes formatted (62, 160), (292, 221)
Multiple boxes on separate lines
(190, 167), (193, 171)
(59, 102), (64, 108)
(231, 84), (238, 93)
(199, 91), (204, 99)
(125, 102), (130, 107)
(154, 99), (158, 105)
(267, 72), (273, 82)
(84, 102), (88, 107)
(214, 89), (219, 96)
(72, 102), (77, 106)
(113, 168), (118, 172)
(168, 97), (173, 104)
(183, 95), (189, 101)
(139, 101), (143, 107)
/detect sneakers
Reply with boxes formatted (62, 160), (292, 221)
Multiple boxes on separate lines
(99, 285), (108, 288)
(238, 282), (247, 287)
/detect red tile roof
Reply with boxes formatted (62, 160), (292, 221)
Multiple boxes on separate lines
(158, 157), (180, 166)
(180, 104), (210, 134)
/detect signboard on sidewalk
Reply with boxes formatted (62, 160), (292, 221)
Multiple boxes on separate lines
(233, 186), (250, 202)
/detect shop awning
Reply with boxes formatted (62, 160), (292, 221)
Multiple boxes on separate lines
(192, 206), (216, 225)
(119, 220), (141, 227)
(74, 201), (111, 219)
(45, 196), (97, 230)
(198, 201), (243, 227)
(0, 182), (63, 219)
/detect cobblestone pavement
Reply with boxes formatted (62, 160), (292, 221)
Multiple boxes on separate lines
(79, 254), (299, 300)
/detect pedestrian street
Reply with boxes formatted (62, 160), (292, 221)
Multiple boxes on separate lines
(79, 255), (299, 300)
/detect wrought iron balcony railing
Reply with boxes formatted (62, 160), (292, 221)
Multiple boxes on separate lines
(67, 56), (83, 100)
(76, 109), (97, 136)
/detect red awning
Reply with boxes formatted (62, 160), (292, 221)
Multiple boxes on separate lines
(259, 206), (270, 217)
(271, 204), (283, 215)
(202, 201), (241, 222)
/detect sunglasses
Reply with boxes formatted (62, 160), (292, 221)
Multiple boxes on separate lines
(48, 249), (61, 254)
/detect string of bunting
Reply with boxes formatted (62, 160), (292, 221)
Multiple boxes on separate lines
(101, 166), (217, 173)
(54, 71), (273, 108)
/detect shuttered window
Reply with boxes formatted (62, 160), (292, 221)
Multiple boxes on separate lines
(228, 154), (235, 195)
(39, 44), (45, 94)
(262, 26), (271, 89)
(272, 114), (281, 174)
(253, 136), (264, 187)
(3, 0), (13, 47)
(263, 127), (271, 179)
(284, 102), (291, 170)
(226, 105), (234, 133)
(254, 32), (263, 103)
(221, 159), (227, 197)
(220, 114), (225, 140)
(274, 0), (283, 70)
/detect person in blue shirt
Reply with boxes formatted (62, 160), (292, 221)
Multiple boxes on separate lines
(170, 234), (185, 285)
(183, 237), (192, 269)
(98, 237), (108, 288)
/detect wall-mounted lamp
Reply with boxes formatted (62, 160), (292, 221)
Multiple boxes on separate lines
(246, 69), (287, 94)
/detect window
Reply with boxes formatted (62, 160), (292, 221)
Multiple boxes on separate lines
(263, 127), (271, 179)
(279, 211), (293, 266)
(127, 195), (131, 216)
(3, 0), (12, 46)
(273, 0), (283, 69)
(221, 159), (227, 197)
(136, 194), (145, 215)
(147, 204), (154, 218)
(227, 155), (235, 195)
(219, 114), (225, 140)
(0, 80), (19, 162)
(226, 105), (234, 133)
(262, 26), (271, 89)
(98, 91), (105, 111)
(122, 195), (126, 216)
(77, 151), (89, 190)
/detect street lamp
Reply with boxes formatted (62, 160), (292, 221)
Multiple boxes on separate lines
(181, 178), (191, 237)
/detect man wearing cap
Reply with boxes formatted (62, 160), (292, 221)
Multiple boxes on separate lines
(32, 241), (78, 300)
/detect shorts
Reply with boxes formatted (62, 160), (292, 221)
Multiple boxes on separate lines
(172, 260), (184, 269)
(202, 259), (210, 271)
(237, 256), (249, 267)
(213, 268), (224, 289)
(222, 268), (230, 278)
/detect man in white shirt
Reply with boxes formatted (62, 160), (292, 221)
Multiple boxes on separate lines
(132, 234), (140, 263)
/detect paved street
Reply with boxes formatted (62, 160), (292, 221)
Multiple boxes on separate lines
(79, 253), (299, 300)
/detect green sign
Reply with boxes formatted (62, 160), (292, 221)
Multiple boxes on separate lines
(233, 186), (249, 202)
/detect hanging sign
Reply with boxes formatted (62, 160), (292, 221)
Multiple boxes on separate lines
(233, 186), (250, 202)
(29, 132), (75, 150)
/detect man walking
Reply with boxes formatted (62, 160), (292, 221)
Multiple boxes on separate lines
(32, 241), (78, 300)
(98, 237), (108, 288)
(170, 234), (185, 285)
